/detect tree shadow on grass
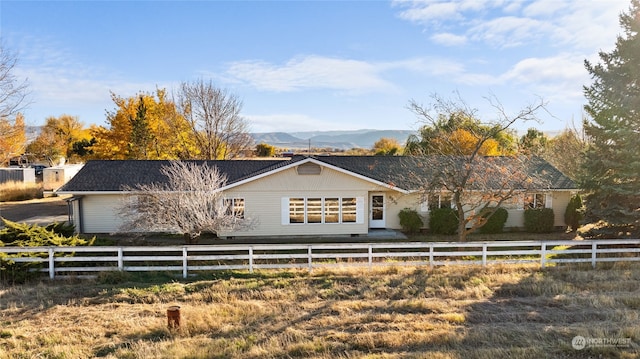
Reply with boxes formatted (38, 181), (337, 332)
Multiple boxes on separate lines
(460, 264), (640, 359)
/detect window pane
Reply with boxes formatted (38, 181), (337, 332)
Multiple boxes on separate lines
(233, 198), (245, 219)
(289, 198), (305, 224)
(325, 198), (339, 223)
(342, 198), (356, 223)
(525, 193), (544, 209)
(440, 195), (451, 209)
(372, 195), (383, 220)
(428, 195), (439, 211)
(307, 198), (322, 223)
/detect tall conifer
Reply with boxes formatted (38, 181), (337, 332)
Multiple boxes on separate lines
(581, 0), (640, 230)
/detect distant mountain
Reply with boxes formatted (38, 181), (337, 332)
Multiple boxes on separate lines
(251, 129), (415, 150)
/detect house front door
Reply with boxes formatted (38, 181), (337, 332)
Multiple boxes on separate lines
(369, 193), (385, 228)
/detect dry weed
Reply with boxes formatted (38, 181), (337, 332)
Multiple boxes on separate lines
(0, 264), (638, 358)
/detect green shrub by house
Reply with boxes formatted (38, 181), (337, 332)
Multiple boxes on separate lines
(429, 208), (459, 235)
(0, 219), (94, 284)
(524, 208), (555, 233)
(564, 194), (584, 232)
(479, 207), (509, 234)
(398, 208), (423, 233)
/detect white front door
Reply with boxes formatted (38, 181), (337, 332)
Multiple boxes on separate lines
(369, 193), (385, 228)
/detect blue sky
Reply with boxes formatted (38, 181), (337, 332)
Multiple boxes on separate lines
(0, 0), (629, 134)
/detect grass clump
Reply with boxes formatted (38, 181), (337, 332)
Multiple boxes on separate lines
(0, 180), (43, 202)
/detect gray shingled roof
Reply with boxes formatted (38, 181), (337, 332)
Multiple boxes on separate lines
(59, 156), (576, 193)
(58, 159), (298, 192)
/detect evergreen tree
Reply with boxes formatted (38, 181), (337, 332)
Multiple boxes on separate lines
(581, 0), (640, 232)
(128, 96), (154, 159)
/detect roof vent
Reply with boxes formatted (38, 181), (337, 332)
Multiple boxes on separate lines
(296, 162), (322, 175)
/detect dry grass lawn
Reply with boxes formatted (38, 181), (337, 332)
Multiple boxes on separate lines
(1, 263), (639, 358)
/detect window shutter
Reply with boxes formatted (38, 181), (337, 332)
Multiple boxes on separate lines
(356, 197), (365, 224)
(545, 193), (553, 208)
(281, 197), (289, 225)
(517, 194), (524, 210)
(420, 197), (428, 212)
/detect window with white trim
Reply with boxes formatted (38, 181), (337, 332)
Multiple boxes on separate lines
(342, 197), (357, 223)
(324, 198), (340, 223)
(307, 198), (322, 223)
(524, 193), (545, 209)
(284, 197), (362, 224)
(225, 198), (245, 219)
(421, 194), (453, 212)
(289, 198), (306, 223)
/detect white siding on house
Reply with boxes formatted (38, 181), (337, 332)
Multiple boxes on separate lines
(383, 190), (573, 231)
(219, 166), (389, 238)
(81, 194), (125, 233)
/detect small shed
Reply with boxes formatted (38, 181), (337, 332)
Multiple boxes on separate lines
(0, 167), (36, 184)
(43, 164), (84, 191)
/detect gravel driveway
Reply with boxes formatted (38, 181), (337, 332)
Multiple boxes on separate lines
(0, 196), (70, 226)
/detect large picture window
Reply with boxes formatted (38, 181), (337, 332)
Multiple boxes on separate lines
(286, 196), (361, 224)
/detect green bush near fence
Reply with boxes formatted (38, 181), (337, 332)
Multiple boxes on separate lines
(0, 219), (94, 284)
(429, 208), (459, 235)
(524, 208), (555, 233)
(398, 208), (424, 234)
(478, 207), (509, 234)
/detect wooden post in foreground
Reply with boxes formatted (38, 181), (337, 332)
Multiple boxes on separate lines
(167, 306), (181, 329)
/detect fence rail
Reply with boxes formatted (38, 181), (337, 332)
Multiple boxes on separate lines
(2, 239), (640, 279)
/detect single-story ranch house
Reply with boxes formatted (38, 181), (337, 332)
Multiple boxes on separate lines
(57, 155), (576, 237)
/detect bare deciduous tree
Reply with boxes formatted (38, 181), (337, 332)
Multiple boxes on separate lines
(0, 45), (29, 120)
(176, 79), (254, 160)
(117, 161), (255, 243)
(406, 93), (549, 241)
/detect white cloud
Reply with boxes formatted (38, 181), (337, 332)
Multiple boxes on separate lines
(430, 32), (468, 46)
(225, 55), (468, 94)
(226, 56), (396, 93)
(394, 0), (628, 51)
(497, 53), (588, 103)
(395, 1), (462, 24)
(468, 16), (551, 48)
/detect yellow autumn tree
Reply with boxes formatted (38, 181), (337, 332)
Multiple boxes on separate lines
(27, 115), (91, 164)
(373, 137), (402, 155)
(91, 89), (195, 160)
(431, 128), (501, 156)
(0, 113), (26, 166)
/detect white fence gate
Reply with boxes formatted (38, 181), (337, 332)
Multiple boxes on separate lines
(1, 239), (640, 280)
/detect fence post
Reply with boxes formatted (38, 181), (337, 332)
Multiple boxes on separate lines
(482, 244), (487, 267)
(429, 243), (434, 268)
(591, 242), (597, 269)
(118, 247), (124, 271)
(248, 246), (254, 273)
(541, 243), (547, 269)
(368, 244), (372, 271)
(308, 245), (313, 273)
(182, 247), (188, 279)
(48, 247), (55, 279)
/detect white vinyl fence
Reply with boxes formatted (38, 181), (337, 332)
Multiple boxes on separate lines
(1, 239), (640, 279)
